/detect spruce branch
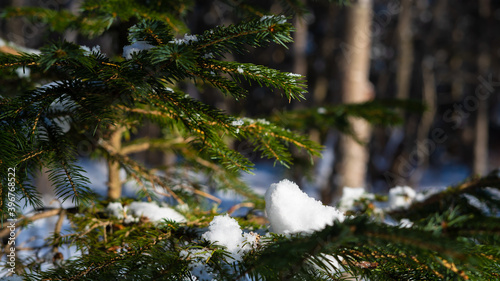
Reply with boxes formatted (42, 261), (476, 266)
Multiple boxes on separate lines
(195, 15), (295, 56)
(200, 60), (307, 101)
(390, 170), (500, 220)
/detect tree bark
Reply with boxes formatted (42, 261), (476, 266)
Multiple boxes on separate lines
(396, 0), (414, 101)
(333, 0), (374, 201)
(473, 0), (490, 175)
(107, 126), (126, 200)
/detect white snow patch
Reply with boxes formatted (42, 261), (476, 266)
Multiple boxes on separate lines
(107, 201), (186, 224)
(388, 186), (416, 210)
(399, 218), (413, 228)
(260, 15), (287, 24)
(106, 202), (127, 219)
(169, 34), (198, 45)
(123, 41), (154, 59)
(128, 201), (186, 223)
(317, 107), (327, 114)
(339, 187), (374, 211)
(183, 34), (198, 43)
(237, 66), (244, 74)
(256, 118), (270, 125)
(15, 67), (30, 78)
(80, 45), (103, 56)
(202, 53), (214, 59)
(415, 187), (441, 202)
(265, 179), (345, 234)
(231, 119), (244, 126)
(201, 215), (257, 262)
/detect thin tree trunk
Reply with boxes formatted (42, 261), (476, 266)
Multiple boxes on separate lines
(386, 0), (414, 187)
(293, 10), (307, 77)
(332, 0), (374, 202)
(396, 0), (414, 101)
(410, 57), (437, 184)
(473, 0), (490, 175)
(107, 126), (126, 200)
(474, 99), (488, 175)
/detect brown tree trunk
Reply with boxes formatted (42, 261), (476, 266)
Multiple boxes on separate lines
(107, 126), (126, 200)
(331, 0), (374, 202)
(396, 0), (414, 101)
(473, 0), (491, 175)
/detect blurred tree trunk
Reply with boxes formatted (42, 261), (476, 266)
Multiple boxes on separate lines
(474, 0), (491, 175)
(410, 57), (436, 184)
(290, 6), (310, 186)
(387, 0), (414, 187)
(293, 11), (308, 78)
(396, 0), (414, 101)
(328, 0), (373, 203)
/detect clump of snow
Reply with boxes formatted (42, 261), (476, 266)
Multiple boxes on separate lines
(338, 187), (374, 211)
(123, 41), (154, 59)
(399, 218), (413, 228)
(260, 15), (287, 24)
(265, 179), (345, 234)
(15, 67), (30, 78)
(317, 107), (327, 114)
(231, 119), (244, 126)
(106, 201), (186, 224)
(256, 118), (270, 125)
(415, 188), (439, 202)
(183, 34), (198, 43)
(80, 45), (103, 56)
(128, 201), (186, 223)
(202, 53), (214, 59)
(201, 215), (257, 262)
(181, 215), (258, 279)
(236, 66), (244, 74)
(388, 186), (416, 210)
(169, 34), (198, 45)
(106, 202), (126, 219)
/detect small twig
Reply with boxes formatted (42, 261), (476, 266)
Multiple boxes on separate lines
(53, 208), (67, 253)
(0, 209), (61, 238)
(77, 219), (112, 239)
(227, 202), (255, 215)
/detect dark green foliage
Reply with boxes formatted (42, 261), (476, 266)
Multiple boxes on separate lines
(1, 0), (190, 37)
(273, 99), (426, 143)
(1, 12), (319, 211)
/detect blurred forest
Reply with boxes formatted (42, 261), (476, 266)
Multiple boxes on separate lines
(1, 0), (500, 203)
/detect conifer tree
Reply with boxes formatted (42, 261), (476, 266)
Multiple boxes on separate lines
(1, 1), (500, 280)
